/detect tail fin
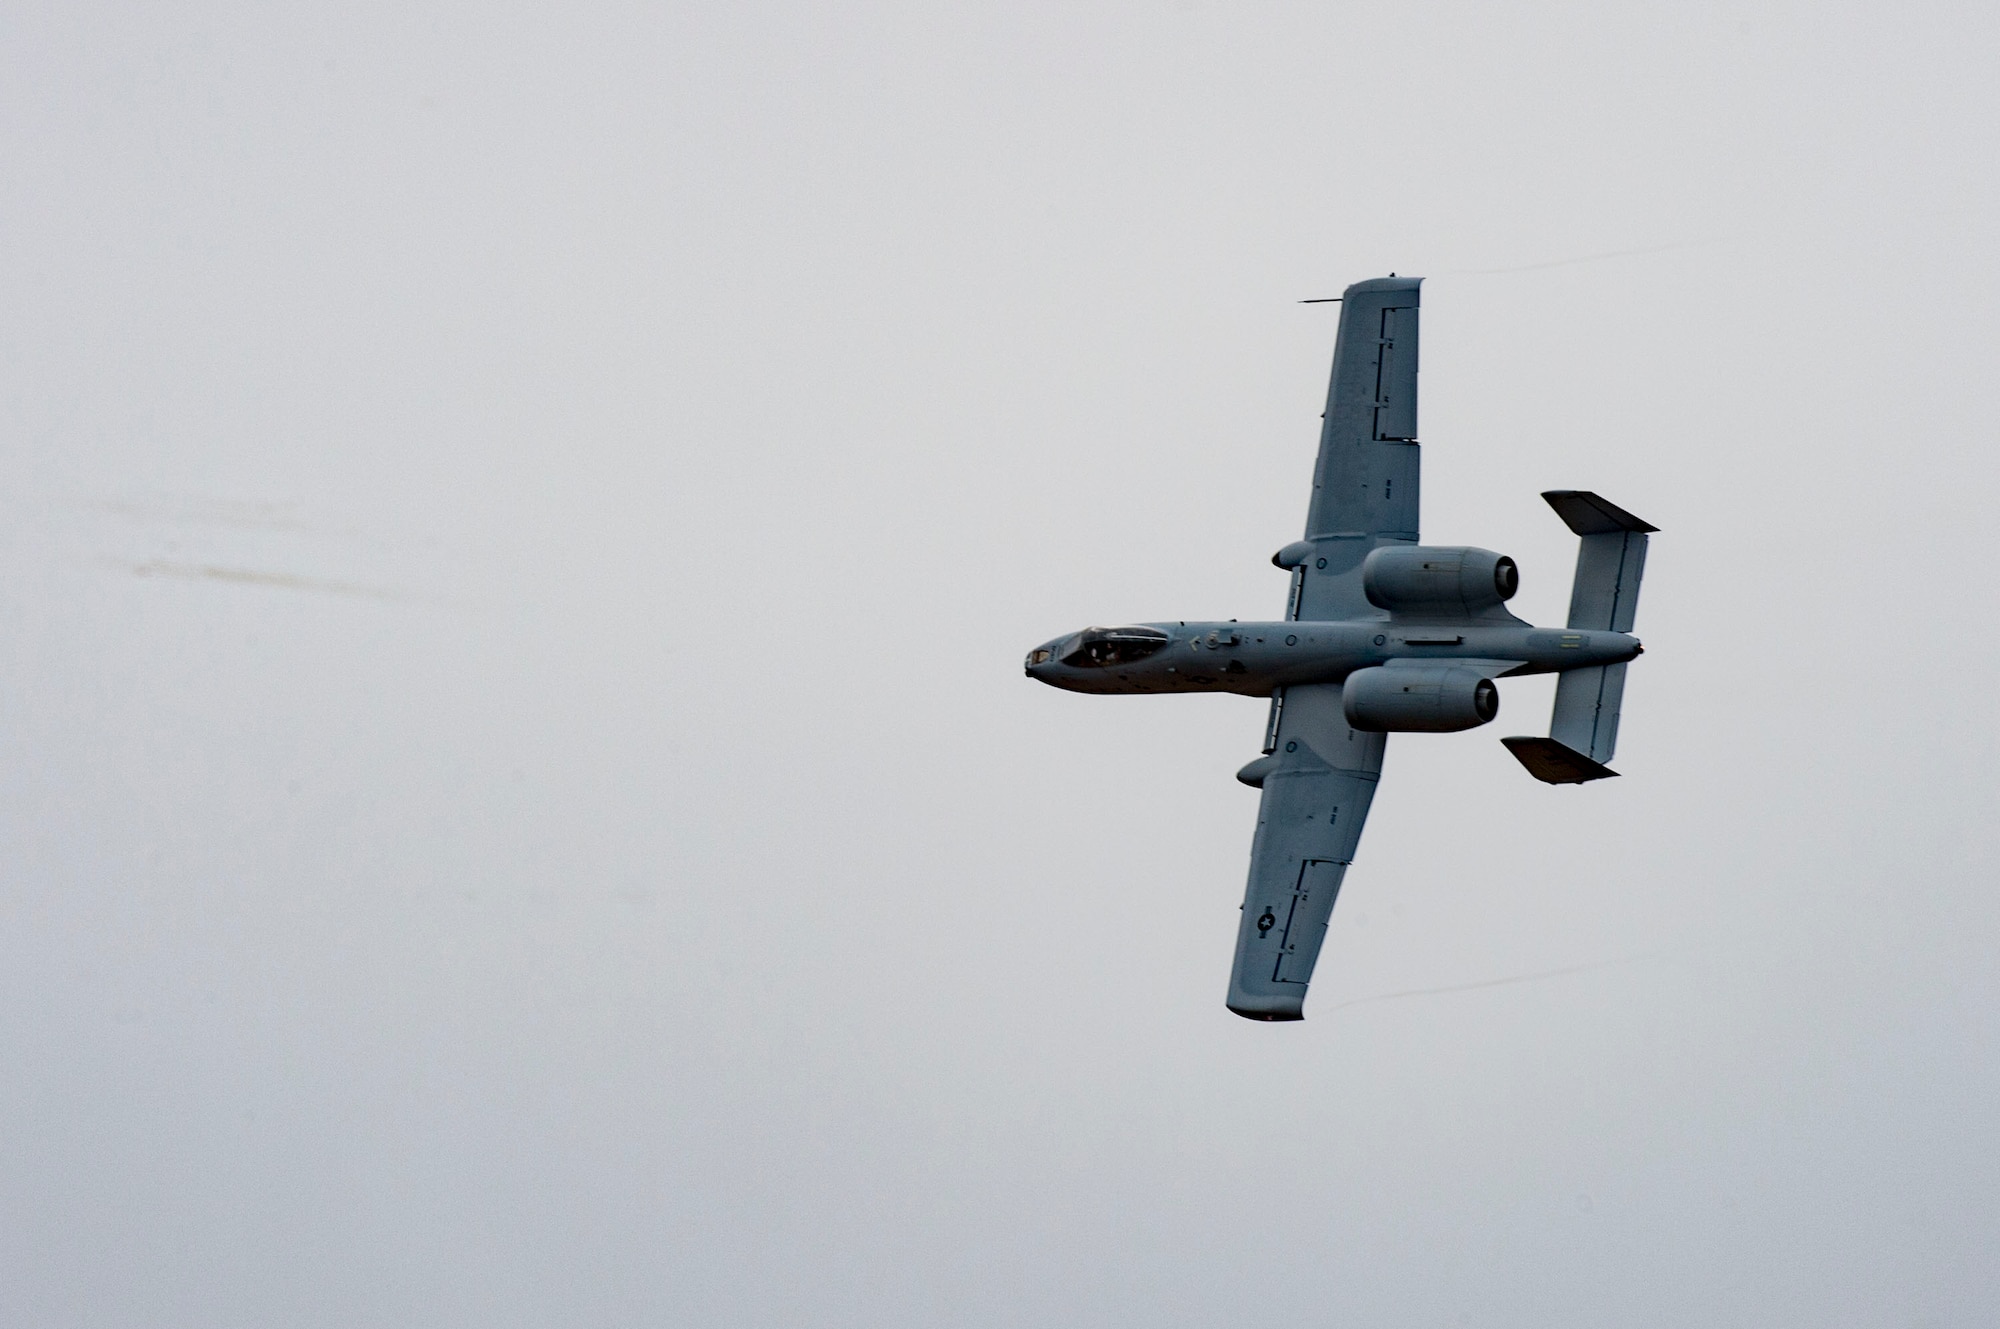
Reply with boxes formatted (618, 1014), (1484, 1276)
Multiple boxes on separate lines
(1545, 490), (1655, 633)
(1505, 491), (1657, 784)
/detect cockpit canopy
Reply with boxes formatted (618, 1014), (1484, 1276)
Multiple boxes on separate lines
(1060, 625), (1170, 668)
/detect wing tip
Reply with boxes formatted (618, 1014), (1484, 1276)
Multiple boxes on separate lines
(1227, 1000), (1306, 1022)
(1343, 274), (1424, 299)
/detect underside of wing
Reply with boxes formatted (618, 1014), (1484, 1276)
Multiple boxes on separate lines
(1227, 681), (1385, 1020)
(1288, 276), (1424, 623)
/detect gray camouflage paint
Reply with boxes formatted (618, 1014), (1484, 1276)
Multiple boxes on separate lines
(1025, 275), (1657, 1021)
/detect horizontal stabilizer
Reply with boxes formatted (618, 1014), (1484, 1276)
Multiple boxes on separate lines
(1513, 492), (1656, 779)
(1550, 661), (1627, 764)
(1500, 736), (1619, 784)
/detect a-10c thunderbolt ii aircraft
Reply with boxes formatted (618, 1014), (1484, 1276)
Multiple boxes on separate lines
(1023, 275), (1657, 1022)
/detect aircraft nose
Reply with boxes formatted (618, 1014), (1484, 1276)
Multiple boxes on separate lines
(1023, 644), (1057, 676)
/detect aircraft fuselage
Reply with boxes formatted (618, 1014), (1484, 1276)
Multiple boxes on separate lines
(1025, 619), (1640, 697)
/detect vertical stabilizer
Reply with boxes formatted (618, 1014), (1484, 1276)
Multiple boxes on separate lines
(1546, 490), (1655, 633)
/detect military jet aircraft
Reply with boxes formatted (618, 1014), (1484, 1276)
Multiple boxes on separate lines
(1024, 275), (1657, 1021)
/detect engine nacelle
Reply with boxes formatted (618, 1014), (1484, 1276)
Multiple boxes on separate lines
(1342, 664), (1500, 733)
(1361, 545), (1518, 620)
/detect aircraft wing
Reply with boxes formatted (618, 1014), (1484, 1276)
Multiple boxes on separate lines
(1227, 681), (1387, 1020)
(1288, 277), (1424, 622)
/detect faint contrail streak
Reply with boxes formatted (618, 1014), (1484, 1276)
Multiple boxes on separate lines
(90, 496), (315, 532)
(129, 560), (402, 600)
(1447, 240), (1715, 276)
(1319, 953), (1662, 1016)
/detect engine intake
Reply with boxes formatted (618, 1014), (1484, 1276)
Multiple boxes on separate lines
(1362, 545), (1518, 620)
(1343, 664), (1500, 733)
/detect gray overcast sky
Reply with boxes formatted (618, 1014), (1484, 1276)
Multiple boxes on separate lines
(3, 2), (1997, 1325)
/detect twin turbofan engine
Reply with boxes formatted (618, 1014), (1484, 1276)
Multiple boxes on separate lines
(1360, 544), (1518, 619)
(1343, 545), (1517, 733)
(1343, 665), (1499, 733)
